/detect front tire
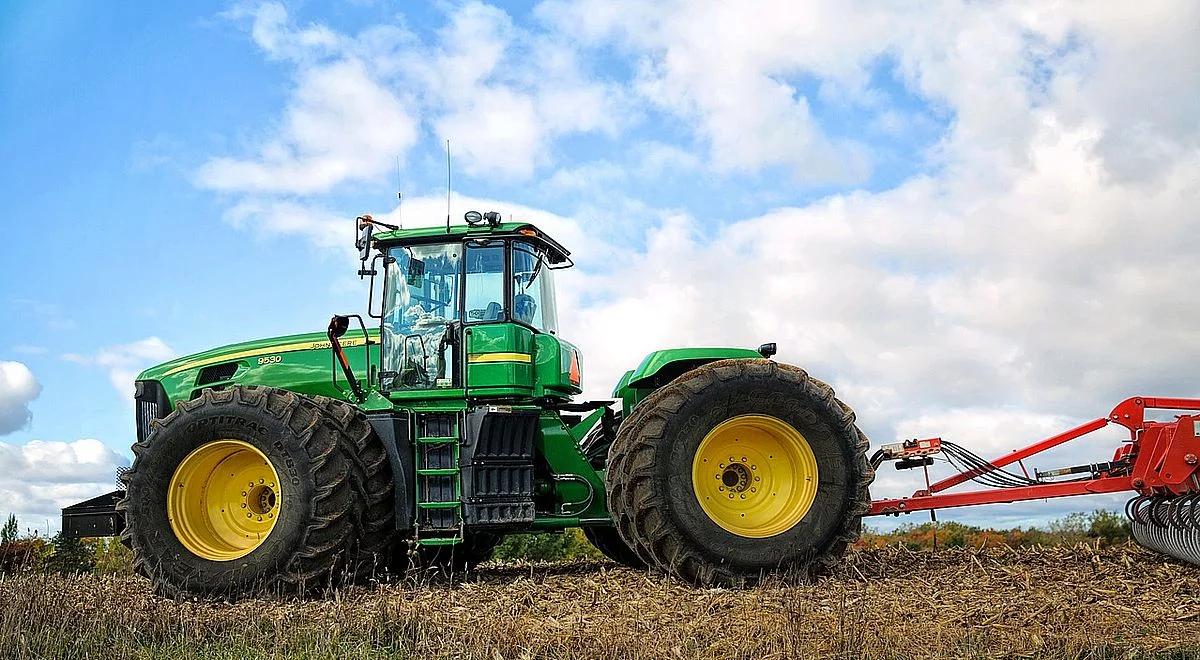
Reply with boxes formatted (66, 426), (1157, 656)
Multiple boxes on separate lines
(120, 387), (359, 598)
(309, 396), (397, 582)
(607, 359), (873, 587)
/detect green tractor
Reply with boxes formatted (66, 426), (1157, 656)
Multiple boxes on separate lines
(62, 212), (874, 597)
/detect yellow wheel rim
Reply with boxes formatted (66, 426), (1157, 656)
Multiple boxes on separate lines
(167, 439), (282, 561)
(691, 414), (818, 538)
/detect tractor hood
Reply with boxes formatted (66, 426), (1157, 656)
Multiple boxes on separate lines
(132, 327), (379, 433)
(137, 329), (375, 382)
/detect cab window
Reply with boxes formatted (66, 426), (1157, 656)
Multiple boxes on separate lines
(512, 240), (558, 334)
(465, 243), (506, 322)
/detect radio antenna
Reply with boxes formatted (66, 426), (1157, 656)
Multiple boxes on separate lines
(445, 139), (451, 234)
(396, 156), (403, 229)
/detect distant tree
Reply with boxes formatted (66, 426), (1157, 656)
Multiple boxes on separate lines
(47, 532), (95, 574)
(1, 514), (17, 545)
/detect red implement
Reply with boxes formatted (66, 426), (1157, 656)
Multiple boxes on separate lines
(868, 397), (1200, 517)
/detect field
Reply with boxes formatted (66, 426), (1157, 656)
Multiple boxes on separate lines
(2, 543), (1197, 660)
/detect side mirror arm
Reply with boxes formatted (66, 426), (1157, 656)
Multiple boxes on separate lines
(328, 314), (367, 402)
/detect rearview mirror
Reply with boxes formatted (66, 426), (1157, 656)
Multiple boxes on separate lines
(328, 314), (350, 339)
(357, 221), (374, 262)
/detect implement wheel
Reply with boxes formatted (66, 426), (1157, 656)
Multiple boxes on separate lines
(120, 387), (359, 598)
(607, 359), (873, 586)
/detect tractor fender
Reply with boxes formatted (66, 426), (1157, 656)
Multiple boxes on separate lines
(613, 347), (762, 416)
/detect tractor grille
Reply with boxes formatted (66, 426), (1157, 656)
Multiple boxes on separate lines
(134, 380), (169, 444)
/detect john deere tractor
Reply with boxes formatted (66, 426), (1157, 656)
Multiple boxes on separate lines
(62, 211), (873, 597)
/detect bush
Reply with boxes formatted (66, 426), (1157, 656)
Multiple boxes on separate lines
(492, 529), (604, 562)
(0, 538), (48, 573)
(859, 509), (1133, 550)
(88, 537), (134, 575)
(1086, 509), (1131, 543)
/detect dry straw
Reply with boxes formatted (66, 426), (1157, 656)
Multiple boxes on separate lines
(1, 544), (1197, 659)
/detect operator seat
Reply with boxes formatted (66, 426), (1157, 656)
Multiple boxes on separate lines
(514, 294), (537, 325)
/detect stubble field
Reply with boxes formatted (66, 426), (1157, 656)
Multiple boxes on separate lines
(1, 544), (1197, 660)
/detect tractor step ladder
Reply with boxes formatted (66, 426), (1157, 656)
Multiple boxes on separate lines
(413, 412), (464, 546)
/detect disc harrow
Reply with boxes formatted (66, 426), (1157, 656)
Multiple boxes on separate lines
(1127, 494), (1200, 566)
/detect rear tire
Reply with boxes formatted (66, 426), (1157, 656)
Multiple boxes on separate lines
(583, 526), (646, 569)
(606, 359), (873, 587)
(119, 387), (360, 598)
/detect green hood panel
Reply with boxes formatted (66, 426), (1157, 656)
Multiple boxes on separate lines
(138, 329), (375, 381)
(138, 329), (378, 411)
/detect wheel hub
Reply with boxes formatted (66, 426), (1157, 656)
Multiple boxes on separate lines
(721, 463), (751, 492)
(691, 414), (819, 538)
(167, 439), (282, 561)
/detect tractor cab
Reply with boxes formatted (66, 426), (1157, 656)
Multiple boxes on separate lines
(359, 212), (580, 400)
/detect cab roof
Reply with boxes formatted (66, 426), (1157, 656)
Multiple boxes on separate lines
(373, 221), (572, 266)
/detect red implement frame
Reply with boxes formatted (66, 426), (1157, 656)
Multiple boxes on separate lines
(868, 397), (1200, 516)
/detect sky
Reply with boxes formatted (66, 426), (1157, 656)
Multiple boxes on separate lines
(0, 0), (1197, 534)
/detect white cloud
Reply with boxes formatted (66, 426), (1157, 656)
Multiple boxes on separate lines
(425, 4), (627, 179)
(0, 438), (126, 533)
(0, 362), (41, 436)
(197, 1), (626, 193)
(64, 338), (175, 404)
(537, 0), (1200, 186)
(223, 198), (348, 250)
(195, 58), (418, 195)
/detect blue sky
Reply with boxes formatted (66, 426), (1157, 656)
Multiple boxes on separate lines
(1, 1), (1197, 532)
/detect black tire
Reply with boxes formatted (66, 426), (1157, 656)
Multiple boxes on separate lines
(607, 398), (669, 568)
(583, 526), (646, 569)
(119, 387), (359, 598)
(309, 396), (397, 583)
(607, 359), (874, 587)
